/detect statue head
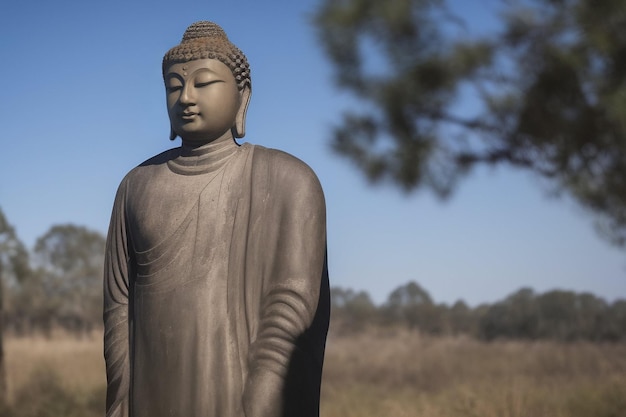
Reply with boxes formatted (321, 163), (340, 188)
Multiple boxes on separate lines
(163, 21), (251, 142)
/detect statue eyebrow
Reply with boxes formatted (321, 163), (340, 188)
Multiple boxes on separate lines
(165, 67), (222, 83)
(188, 67), (221, 77)
(164, 73), (184, 83)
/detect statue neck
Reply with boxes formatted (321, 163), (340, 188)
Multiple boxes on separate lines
(180, 134), (239, 157)
(168, 134), (242, 175)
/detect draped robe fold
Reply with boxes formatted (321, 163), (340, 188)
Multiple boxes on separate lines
(103, 141), (330, 417)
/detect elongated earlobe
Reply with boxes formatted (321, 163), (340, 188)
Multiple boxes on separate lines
(234, 86), (251, 138)
(169, 126), (177, 141)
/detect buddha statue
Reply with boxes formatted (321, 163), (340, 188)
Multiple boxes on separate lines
(103, 21), (329, 417)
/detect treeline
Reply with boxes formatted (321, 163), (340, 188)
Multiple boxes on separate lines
(2, 209), (625, 341)
(332, 282), (626, 342)
(1, 213), (104, 337)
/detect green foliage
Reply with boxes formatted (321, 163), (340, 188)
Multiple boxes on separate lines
(383, 281), (439, 331)
(331, 280), (626, 341)
(314, 0), (626, 244)
(32, 225), (105, 334)
(2, 207), (625, 342)
(0, 209), (30, 290)
(34, 224), (105, 286)
(315, 0), (493, 196)
(0, 214), (106, 336)
(331, 287), (378, 331)
(0, 208), (32, 401)
(479, 288), (624, 341)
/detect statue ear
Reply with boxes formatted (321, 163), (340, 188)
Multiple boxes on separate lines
(234, 85), (251, 138)
(169, 125), (177, 141)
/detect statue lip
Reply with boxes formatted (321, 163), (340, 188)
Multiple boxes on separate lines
(181, 111), (199, 119)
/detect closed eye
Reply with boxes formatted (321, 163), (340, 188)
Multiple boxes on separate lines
(195, 80), (222, 88)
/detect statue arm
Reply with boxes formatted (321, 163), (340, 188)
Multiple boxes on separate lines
(244, 159), (329, 417)
(103, 180), (132, 417)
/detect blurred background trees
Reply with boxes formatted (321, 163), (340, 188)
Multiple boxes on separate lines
(331, 282), (626, 342)
(0, 206), (624, 342)
(1, 0), (626, 360)
(33, 225), (104, 336)
(0, 210), (104, 338)
(0, 209), (30, 400)
(314, 0), (626, 245)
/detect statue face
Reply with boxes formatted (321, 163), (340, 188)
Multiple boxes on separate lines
(165, 58), (241, 143)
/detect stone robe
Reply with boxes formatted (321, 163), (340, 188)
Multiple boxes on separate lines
(104, 139), (329, 417)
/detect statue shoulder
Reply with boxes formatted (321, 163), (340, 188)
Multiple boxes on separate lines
(111, 148), (180, 200)
(250, 145), (321, 187)
(249, 145), (326, 210)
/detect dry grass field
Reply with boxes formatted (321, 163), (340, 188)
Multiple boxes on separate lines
(322, 326), (626, 417)
(3, 326), (626, 417)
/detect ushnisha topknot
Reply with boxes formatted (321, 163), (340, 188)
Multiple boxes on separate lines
(162, 21), (251, 90)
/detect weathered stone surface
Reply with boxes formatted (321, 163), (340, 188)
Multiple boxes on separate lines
(104, 21), (329, 417)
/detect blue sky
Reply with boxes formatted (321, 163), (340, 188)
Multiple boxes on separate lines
(1, 0), (624, 306)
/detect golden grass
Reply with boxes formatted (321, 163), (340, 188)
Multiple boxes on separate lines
(321, 325), (626, 417)
(4, 326), (626, 417)
(5, 333), (104, 402)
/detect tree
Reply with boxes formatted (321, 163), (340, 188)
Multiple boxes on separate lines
(0, 208), (30, 401)
(536, 290), (580, 340)
(330, 286), (378, 331)
(384, 281), (445, 332)
(448, 299), (474, 336)
(34, 225), (105, 335)
(574, 292), (609, 340)
(606, 300), (626, 341)
(476, 286), (624, 341)
(314, 0), (626, 244)
(504, 287), (540, 339)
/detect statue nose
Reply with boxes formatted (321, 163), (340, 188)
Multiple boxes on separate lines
(179, 86), (195, 105)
